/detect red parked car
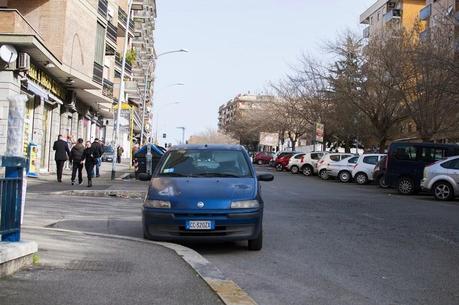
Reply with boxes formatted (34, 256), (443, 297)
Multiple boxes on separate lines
(275, 152), (298, 171)
(254, 151), (274, 165)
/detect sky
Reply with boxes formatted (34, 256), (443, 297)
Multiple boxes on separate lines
(153, 0), (375, 145)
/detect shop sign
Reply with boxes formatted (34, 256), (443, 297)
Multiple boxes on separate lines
(27, 63), (66, 100)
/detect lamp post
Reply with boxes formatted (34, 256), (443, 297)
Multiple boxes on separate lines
(156, 49), (189, 58)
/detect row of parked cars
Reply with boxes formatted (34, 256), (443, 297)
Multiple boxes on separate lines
(254, 142), (459, 201)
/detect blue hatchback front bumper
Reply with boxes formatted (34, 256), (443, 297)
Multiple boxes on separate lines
(142, 208), (262, 242)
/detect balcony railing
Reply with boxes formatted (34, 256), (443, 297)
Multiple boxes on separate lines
(419, 4), (431, 21)
(118, 7), (128, 28)
(102, 78), (114, 99)
(115, 53), (132, 75)
(125, 61), (132, 74)
(107, 22), (117, 44)
(98, 0), (108, 19)
(383, 9), (402, 23)
(93, 62), (103, 85)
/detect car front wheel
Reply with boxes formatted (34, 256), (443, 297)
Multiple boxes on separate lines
(302, 165), (313, 176)
(290, 165), (299, 174)
(257, 159), (263, 165)
(355, 173), (368, 185)
(398, 177), (415, 195)
(319, 169), (329, 180)
(338, 171), (351, 183)
(433, 181), (454, 201)
(378, 175), (389, 189)
(248, 231), (263, 251)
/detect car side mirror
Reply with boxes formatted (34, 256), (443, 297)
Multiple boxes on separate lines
(257, 174), (274, 182)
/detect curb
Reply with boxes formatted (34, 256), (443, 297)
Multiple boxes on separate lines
(35, 190), (146, 199)
(22, 226), (258, 305)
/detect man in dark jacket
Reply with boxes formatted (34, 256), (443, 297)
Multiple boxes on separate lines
(91, 138), (104, 177)
(81, 141), (96, 187)
(70, 138), (85, 185)
(53, 135), (70, 182)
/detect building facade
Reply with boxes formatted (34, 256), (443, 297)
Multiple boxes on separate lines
(0, 0), (156, 170)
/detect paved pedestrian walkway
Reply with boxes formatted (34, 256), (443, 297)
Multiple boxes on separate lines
(0, 228), (223, 305)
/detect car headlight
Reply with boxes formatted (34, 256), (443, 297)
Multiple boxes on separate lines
(144, 200), (171, 209)
(230, 200), (259, 209)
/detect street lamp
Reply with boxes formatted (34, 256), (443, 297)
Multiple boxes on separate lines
(156, 49), (189, 58)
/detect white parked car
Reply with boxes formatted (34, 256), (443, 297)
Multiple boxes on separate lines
(288, 152), (325, 176)
(352, 154), (386, 185)
(326, 156), (360, 183)
(421, 156), (459, 201)
(317, 153), (355, 180)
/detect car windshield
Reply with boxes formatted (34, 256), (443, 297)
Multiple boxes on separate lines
(104, 146), (114, 153)
(159, 149), (252, 178)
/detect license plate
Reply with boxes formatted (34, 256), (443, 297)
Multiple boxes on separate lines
(185, 220), (215, 230)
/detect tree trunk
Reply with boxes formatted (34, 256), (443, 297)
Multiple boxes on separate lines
(291, 139), (296, 151)
(378, 138), (386, 153)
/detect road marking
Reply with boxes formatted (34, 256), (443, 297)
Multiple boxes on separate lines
(23, 226), (258, 305)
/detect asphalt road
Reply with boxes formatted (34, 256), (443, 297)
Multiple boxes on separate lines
(24, 166), (459, 305)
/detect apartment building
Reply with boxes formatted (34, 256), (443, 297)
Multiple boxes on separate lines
(419, 0), (459, 48)
(0, 0), (156, 171)
(360, 0), (425, 38)
(218, 94), (272, 132)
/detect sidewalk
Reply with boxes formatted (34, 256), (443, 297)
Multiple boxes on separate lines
(27, 161), (148, 193)
(0, 228), (223, 305)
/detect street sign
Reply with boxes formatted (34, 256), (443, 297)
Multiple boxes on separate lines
(162, 133), (166, 138)
(315, 123), (324, 143)
(259, 132), (279, 147)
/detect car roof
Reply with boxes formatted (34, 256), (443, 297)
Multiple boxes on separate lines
(389, 142), (459, 149)
(169, 144), (245, 151)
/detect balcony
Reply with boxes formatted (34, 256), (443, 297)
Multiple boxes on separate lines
(363, 26), (370, 38)
(115, 53), (132, 75)
(0, 9), (43, 39)
(383, 9), (402, 23)
(106, 22), (117, 44)
(102, 78), (114, 99)
(118, 7), (128, 28)
(419, 4), (431, 21)
(93, 62), (103, 85)
(98, 0), (108, 19)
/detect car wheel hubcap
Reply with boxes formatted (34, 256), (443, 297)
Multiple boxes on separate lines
(258, 160), (263, 165)
(400, 180), (412, 193)
(357, 175), (365, 184)
(303, 168), (311, 175)
(435, 185), (450, 199)
(292, 167), (298, 173)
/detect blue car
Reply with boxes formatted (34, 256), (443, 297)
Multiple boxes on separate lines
(142, 144), (274, 250)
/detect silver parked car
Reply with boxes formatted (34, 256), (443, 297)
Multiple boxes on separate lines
(421, 156), (459, 201)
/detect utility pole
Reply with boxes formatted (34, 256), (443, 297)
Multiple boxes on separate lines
(111, 0), (132, 180)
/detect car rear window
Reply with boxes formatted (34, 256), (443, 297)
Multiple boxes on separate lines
(330, 155), (341, 162)
(159, 149), (252, 178)
(311, 153), (322, 160)
(348, 156), (359, 164)
(441, 158), (459, 169)
(393, 145), (417, 161)
(363, 156), (379, 165)
(294, 154), (305, 159)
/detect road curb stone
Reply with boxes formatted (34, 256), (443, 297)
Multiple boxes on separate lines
(22, 226), (258, 305)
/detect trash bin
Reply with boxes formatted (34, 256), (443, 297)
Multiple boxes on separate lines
(133, 144), (165, 180)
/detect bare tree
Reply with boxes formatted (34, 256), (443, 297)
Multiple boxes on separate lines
(188, 128), (238, 144)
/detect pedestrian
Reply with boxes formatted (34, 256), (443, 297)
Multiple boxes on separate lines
(132, 141), (139, 165)
(70, 138), (85, 185)
(91, 138), (104, 177)
(117, 145), (124, 163)
(81, 141), (96, 187)
(53, 134), (70, 182)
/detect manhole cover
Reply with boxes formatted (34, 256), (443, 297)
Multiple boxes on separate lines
(65, 260), (133, 273)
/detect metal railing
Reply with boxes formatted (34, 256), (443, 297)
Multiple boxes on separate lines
(107, 22), (117, 44)
(118, 7), (128, 28)
(0, 156), (26, 242)
(93, 62), (103, 85)
(98, 0), (108, 18)
(102, 78), (114, 98)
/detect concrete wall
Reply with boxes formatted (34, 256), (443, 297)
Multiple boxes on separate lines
(0, 72), (20, 155)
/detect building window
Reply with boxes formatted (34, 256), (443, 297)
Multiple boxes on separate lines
(95, 22), (106, 65)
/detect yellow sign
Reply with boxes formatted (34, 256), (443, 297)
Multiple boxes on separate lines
(28, 63), (66, 99)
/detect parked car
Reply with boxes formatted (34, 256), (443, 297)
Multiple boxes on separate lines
(317, 153), (354, 180)
(325, 156), (359, 182)
(286, 153), (306, 174)
(101, 145), (115, 162)
(253, 151), (274, 165)
(288, 152), (326, 176)
(373, 156), (389, 188)
(275, 152), (299, 171)
(421, 156), (459, 201)
(142, 144), (274, 250)
(386, 142), (459, 195)
(269, 151), (288, 167)
(134, 144), (166, 180)
(352, 154), (386, 185)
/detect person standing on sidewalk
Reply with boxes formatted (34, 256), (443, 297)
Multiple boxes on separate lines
(53, 135), (70, 182)
(81, 141), (96, 187)
(91, 138), (104, 178)
(117, 145), (124, 163)
(70, 138), (85, 185)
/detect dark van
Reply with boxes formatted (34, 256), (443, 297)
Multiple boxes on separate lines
(134, 144), (166, 180)
(386, 142), (459, 194)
